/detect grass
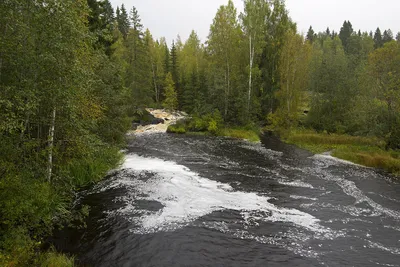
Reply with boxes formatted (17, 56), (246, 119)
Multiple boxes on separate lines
(63, 146), (124, 188)
(166, 124), (186, 134)
(283, 128), (400, 175)
(38, 251), (75, 267)
(217, 128), (260, 142)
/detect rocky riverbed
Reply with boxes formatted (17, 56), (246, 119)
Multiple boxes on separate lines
(128, 108), (187, 135)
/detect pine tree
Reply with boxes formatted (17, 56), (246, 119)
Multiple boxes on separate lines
(396, 32), (400, 43)
(163, 72), (178, 110)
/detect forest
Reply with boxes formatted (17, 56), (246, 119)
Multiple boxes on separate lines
(1, 0), (400, 265)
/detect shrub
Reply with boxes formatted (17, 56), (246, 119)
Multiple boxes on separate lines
(167, 124), (186, 134)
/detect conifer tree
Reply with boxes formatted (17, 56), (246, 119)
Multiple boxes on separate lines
(382, 29), (394, 44)
(163, 73), (178, 110)
(339, 20), (353, 52)
(117, 4), (129, 38)
(307, 26), (315, 42)
(374, 27), (383, 49)
(326, 27), (331, 37)
(170, 40), (181, 106)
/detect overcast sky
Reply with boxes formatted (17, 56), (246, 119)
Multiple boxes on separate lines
(110, 0), (400, 43)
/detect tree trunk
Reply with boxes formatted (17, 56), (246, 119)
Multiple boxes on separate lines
(247, 36), (254, 114)
(226, 61), (230, 119)
(151, 62), (158, 103)
(47, 107), (56, 183)
(224, 68), (228, 118)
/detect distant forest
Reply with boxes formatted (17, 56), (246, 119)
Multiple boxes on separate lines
(1, 0), (400, 265)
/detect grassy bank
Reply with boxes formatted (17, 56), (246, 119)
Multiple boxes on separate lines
(167, 113), (260, 142)
(283, 129), (400, 175)
(168, 124), (260, 142)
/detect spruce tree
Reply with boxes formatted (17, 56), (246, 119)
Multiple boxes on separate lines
(306, 26), (315, 42)
(374, 27), (383, 49)
(170, 41), (180, 107)
(339, 20), (353, 52)
(117, 4), (129, 38)
(326, 27), (331, 38)
(382, 29), (394, 44)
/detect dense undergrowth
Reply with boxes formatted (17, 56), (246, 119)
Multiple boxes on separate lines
(0, 137), (124, 267)
(283, 129), (400, 175)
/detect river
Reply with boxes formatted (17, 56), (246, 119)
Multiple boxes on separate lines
(54, 133), (400, 266)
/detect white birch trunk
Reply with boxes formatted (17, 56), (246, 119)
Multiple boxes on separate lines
(47, 107), (56, 183)
(247, 35), (254, 114)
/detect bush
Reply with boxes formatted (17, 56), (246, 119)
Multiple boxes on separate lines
(167, 123), (186, 134)
(37, 250), (75, 267)
(62, 146), (123, 188)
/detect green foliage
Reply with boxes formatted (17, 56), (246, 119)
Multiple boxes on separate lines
(61, 146), (123, 188)
(0, 0), (130, 264)
(38, 252), (75, 267)
(167, 110), (259, 142)
(27, 247), (76, 267)
(339, 20), (353, 52)
(218, 128), (260, 142)
(167, 123), (187, 134)
(285, 129), (400, 175)
(162, 73), (178, 110)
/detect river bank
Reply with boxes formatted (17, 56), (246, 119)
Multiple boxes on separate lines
(282, 128), (400, 176)
(164, 111), (261, 142)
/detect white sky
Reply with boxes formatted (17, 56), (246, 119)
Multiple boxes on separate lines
(110, 0), (400, 43)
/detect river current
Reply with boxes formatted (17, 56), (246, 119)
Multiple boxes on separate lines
(55, 133), (400, 266)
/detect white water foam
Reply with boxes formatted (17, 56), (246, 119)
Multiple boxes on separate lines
(101, 154), (331, 235)
(310, 155), (400, 220)
(290, 195), (318, 201)
(240, 143), (283, 160)
(314, 153), (366, 167)
(278, 179), (315, 189)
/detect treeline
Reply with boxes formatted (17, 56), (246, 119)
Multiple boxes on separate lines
(300, 23), (400, 149)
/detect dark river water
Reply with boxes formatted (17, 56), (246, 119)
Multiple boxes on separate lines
(54, 133), (400, 266)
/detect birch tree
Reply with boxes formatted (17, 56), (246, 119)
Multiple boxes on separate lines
(208, 0), (242, 119)
(241, 0), (271, 115)
(273, 31), (311, 128)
